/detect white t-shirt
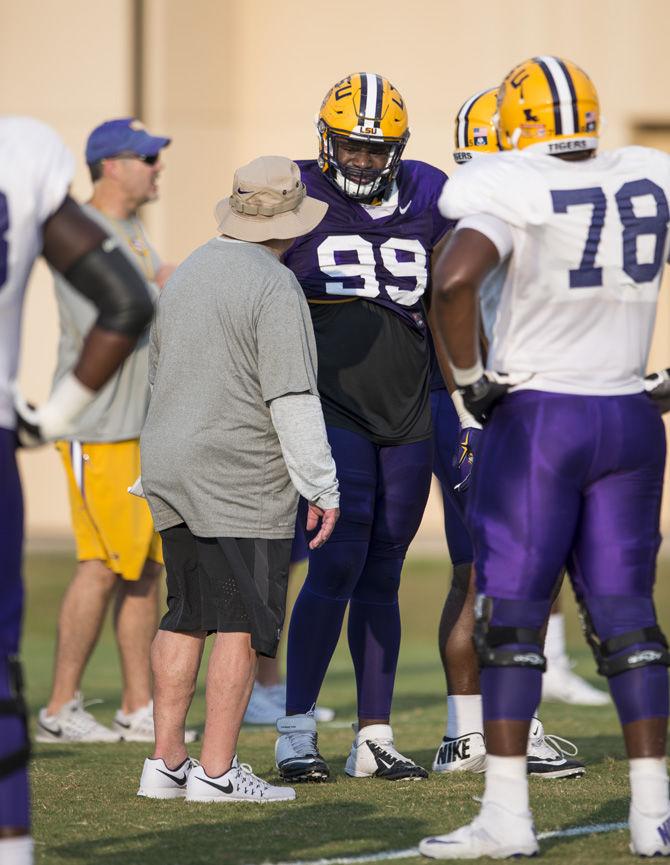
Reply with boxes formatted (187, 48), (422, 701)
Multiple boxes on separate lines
(0, 117), (74, 428)
(439, 146), (670, 395)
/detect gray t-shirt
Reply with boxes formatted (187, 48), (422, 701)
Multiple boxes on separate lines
(140, 237), (320, 539)
(51, 205), (160, 442)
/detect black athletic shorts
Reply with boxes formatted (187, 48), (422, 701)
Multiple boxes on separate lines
(159, 523), (292, 658)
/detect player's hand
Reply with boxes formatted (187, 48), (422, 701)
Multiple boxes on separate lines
(644, 368), (670, 414)
(13, 389), (44, 447)
(306, 503), (340, 549)
(12, 373), (95, 448)
(453, 426), (482, 493)
(461, 374), (510, 425)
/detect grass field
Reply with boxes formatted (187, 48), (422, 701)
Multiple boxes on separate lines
(23, 549), (670, 865)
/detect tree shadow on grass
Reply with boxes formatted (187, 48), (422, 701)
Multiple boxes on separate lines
(50, 801), (429, 865)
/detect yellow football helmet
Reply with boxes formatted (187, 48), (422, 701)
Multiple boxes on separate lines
(317, 72), (410, 201)
(453, 87), (500, 165)
(496, 56), (599, 155)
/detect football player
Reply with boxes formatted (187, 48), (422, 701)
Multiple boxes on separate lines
(274, 73), (451, 781)
(0, 117), (152, 865)
(420, 56), (670, 859)
(430, 87), (592, 780)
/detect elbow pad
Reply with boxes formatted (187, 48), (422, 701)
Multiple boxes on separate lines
(63, 239), (155, 336)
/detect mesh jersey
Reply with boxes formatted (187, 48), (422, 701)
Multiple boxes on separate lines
(0, 117), (74, 429)
(439, 146), (670, 395)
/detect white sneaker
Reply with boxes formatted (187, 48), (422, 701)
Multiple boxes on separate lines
(629, 804), (670, 856)
(275, 714), (329, 782)
(542, 658), (609, 706)
(137, 756), (198, 799)
(186, 756), (295, 803)
(265, 683), (336, 723)
(526, 717), (585, 779)
(419, 800), (538, 859)
(432, 732), (487, 774)
(345, 724), (427, 780)
(36, 693), (121, 743)
(114, 701), (199, 743)
(243, 684), (283, 725)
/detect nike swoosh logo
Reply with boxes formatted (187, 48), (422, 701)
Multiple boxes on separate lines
(157, 769), (187, 785)
(38, 721), (62, 737)
(114, 720), (131, 729)
(398, 200), (412, 214)
(198, 776), (234, 794)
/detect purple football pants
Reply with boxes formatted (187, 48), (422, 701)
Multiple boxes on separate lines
(286, 425), (432, 719)
(467, 391), (668, 725)
(0, 428), (29, 830)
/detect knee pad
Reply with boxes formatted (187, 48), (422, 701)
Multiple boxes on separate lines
(473, 595), (547, 672)
(0, 656), (30, 778)
(580, 597), (670, 678)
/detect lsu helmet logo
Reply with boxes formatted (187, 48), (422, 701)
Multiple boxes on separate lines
(497, 56), (599, 154)
(453, 87), (500, 165)
(317, 72), (410, 201)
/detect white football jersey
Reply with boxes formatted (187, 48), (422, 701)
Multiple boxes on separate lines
(0, 117), (74, 428)
(439, 146), (670, 395)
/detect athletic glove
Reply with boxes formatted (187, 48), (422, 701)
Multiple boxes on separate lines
(451, 390), (483, 493)
(13, 373), (95, 447)
(461, 373), (510, 425)
(644, 368), (670, 414)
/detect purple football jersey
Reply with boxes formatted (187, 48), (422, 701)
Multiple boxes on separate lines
(285, 160), (453, 330)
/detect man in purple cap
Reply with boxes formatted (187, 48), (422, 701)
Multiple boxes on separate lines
(36, 118), (185, 745)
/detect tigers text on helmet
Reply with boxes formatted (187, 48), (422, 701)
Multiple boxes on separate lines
(317, 72), (410, 202)
(453, 87), (500, 165)
(496, 56), (599, 156)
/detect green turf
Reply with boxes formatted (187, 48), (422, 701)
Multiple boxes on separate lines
(23, 550), (670, 865)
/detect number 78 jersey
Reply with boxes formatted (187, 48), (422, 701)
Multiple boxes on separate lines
(439, 146), (670, 395)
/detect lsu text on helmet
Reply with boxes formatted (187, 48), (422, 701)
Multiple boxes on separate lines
(453, 87), (500, 165)
(317, 72), (410, 202)
(496, 56), (599, 156)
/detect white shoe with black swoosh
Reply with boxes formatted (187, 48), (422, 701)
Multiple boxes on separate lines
(345, 723), (428, 780)
(432, 732), (487, 774)
(186, 756), (296, 803)
(137, 756), (198, 799)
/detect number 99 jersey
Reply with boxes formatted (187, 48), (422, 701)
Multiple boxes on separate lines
(284, 159), (452, 444)
(439, 146), (670, 395)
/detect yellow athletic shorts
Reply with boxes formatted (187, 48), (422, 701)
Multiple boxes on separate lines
(55, 439), (163, 581)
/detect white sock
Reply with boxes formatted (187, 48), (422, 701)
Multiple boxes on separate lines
(544, 613), (567, 665)
(630, 757), (670, 816)
(484, 754), (530, 815)
(446, 694), (483, 738)
(0, 836), (34, 865)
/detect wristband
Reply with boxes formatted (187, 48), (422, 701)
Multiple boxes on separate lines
(451, 360), (485, 387)
(39, 373), (96, 439)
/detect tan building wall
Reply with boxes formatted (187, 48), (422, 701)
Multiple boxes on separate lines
(4, 0), (670, 543)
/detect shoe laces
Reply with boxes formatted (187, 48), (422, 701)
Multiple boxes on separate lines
(234, 762), (270, 796)
(529, 729), (579, 760)
(62, 694), (109, 735)
(286, 729), (319, 756)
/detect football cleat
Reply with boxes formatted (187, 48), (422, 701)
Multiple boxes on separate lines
(629, 803), (670, 856)
(113, 700), (199, 743)
(275, 713), (330, 782)
(137, 756), (198, 799)
(432, 732), (487, 774)
(345, 723), (428, 780)
(542, 659), (609, 706)
(260, 683), (336, 724)
(186, 756), (295, 804)
(317, 72), (409, 202)
(526, 717), (585, 779)
(496, 56), (599, 156)
(419, 800), (538, 859)
(453, 87), (500, 166)
(36, 692), (121, 743)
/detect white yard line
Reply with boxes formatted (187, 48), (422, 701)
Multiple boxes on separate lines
(249, 821), (628, 865)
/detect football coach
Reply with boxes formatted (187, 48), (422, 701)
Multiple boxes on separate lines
(136, 156), (340, 804)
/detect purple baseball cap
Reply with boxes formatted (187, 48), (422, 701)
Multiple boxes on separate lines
(85, 117), (171, 163)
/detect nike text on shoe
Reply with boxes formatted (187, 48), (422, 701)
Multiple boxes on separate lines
(186, 756), (295, 803)
(419, 800), (539, 859)
(36, 692), (121, 743)
(432, 732), (487, 774)
(137, 756), (198, 799)
(629, 804), (670, 856)
(113, 700), (199, 743)
(542, 658), (610, 706)
(526, 717), (585, 779)
(345, 723), (428, 780)
(275, 713), (329, 782)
